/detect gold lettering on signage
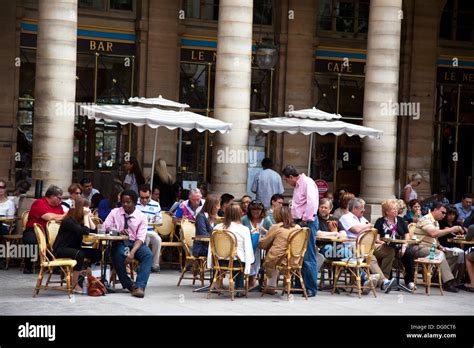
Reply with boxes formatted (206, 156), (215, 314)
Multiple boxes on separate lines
(191, 50), (197, 60)
(90, 40), (113, 52)
(443, 72), (456, 81)
(327, 61), (353, 73)
(198, 51), (204, 61)
(463, 72), (474, 82)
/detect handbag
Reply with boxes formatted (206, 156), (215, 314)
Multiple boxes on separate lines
(87, 274), (107, 296)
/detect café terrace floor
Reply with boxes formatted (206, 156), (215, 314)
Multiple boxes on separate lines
(0, 267), (472, 316)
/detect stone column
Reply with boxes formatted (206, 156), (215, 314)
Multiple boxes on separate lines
(360, 0), (402, 209)
(32, 0), (77, 192)
(211, 0), (253, 197)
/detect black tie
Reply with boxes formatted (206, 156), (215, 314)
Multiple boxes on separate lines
(124, 215), (130, 229)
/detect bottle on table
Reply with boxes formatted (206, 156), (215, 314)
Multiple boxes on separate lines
(82, 275), (88, 295)
(429, 241), (436, 260)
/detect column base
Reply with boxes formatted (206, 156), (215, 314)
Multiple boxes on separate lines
(363, 204), (383, 224)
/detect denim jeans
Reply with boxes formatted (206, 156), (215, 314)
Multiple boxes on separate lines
(111, 239), (153, 290)
(294, 218), (319, 295)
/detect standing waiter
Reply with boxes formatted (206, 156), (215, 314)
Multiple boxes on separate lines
(282, 165), (319, 297)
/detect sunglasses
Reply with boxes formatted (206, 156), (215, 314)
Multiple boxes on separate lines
(0, 186), (5, 189)
(140, 195), (151, 200)
(249, 200), (264, 207)
(440, 211), (447, 216)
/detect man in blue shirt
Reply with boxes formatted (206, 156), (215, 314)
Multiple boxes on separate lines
(137, 185), (163, 273)
(455, 193), (473, 225)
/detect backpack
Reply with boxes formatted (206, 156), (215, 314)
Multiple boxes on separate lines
(87, 274), (107, 296)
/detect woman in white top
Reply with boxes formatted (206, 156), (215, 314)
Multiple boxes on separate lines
(208, 203), (254, 289)
(123, 156), (145, 194)
(402, 173), (422, 204)
(0, 180), (15, 217)
(0, 179), (15, 236)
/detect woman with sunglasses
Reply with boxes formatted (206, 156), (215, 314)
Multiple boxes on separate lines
(241, 200), (273, 288)
(61, 183), (83, 213)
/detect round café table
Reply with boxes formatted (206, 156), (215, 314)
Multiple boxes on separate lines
(83, 234), (128, 291)
(381, 237), (419, 293)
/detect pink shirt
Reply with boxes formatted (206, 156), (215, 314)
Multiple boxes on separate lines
(103, 207), (148, 243)
(291, 174), (319, 221)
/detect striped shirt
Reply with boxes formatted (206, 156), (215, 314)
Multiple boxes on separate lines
(136, 199), (163, 231)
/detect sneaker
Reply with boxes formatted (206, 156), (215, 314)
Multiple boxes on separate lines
(362, 274), (380, 295)
(381, 278), (396, 293)
(407, 282), (415, 291)
(151, 265), (160, 273)
(131, 287), (145, 298)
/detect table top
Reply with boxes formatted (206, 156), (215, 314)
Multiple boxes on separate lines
(193, 236), (210, 242)
(148, 222), (163, 227)
(0, 216), (18, 222)
(381, 237), (420, 245)
(83, 234), (129, 241)
(447, 238), (474, 245)
(316, 236), (356, 243)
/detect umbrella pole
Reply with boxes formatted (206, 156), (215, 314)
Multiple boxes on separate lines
(307, 133), (313, 177)
(150, 128), (158, 191)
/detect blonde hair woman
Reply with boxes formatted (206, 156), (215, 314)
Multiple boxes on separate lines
(152, 159), (176, 210)
(373, 199), (414, 291)
(402, 173), (422, 204)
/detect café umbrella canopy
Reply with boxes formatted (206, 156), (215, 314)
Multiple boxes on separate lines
(250, 107), (383, 184)
(78, 96), (232, 189)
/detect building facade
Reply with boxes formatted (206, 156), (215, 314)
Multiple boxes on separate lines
(1, 0), (473, 202)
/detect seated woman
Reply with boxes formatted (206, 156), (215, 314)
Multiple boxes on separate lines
(52, 197), (97, 293)
(374, 199), (414, 290)
(317, 198), (350, 260)
(209, 203), (254, 290)
(439, 205), (466, 282)
(192, 194), (220, 257)
(239, 195), (252, 217)
(241, 200), (273, 288)
(98, 185), (122, 222)
(258, 205), (301, 294)
(403, 199), (423, 224)
(332, 192), (355, 219)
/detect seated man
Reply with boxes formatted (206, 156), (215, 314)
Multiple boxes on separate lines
(175, 188), (204, 222)
(454, 193), (473, 225)
(136, 184), (163, 273)
(267, 193), (284, 224)
(421, 190), (449, 215)
(217, 193), (234, 217)
(104, 190), (153, 298)
(23, 185), (66, 274)
(339, 198), (396, 293)
(80, 178), (100, 203)
(409, 202), (463, 293)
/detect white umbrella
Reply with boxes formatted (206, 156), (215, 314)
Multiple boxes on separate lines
(284, 107), (342, 120)
(78, 97), (232, 190)
(250, 107), (383, 183)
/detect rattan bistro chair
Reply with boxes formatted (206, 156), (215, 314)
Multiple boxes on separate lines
(208, 230), (248, 301)
(32, 223), (77, 298)
(331, 228), (378, 298)
(46, 220), (61, 250)
(177, 219), (209, 287)
(1, 212), (25, 270)
(156, 211), (183, 269)
(262, 227), (310, 300)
